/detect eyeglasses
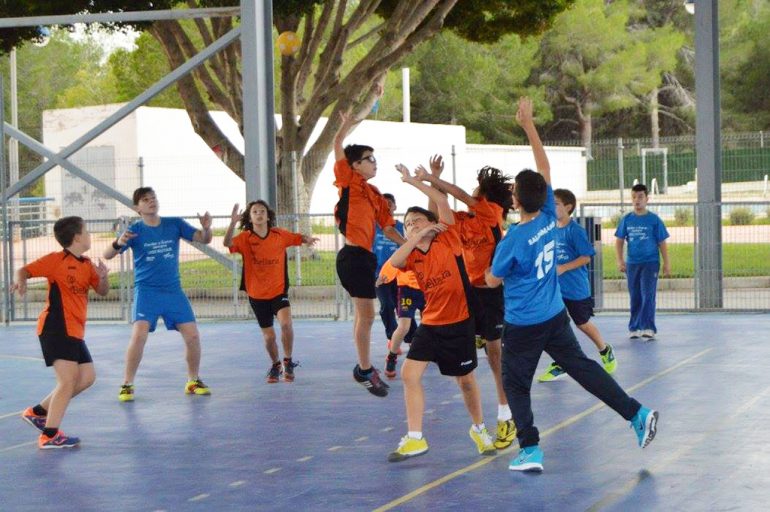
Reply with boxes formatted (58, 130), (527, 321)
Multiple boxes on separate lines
(357, 155), (376, 164)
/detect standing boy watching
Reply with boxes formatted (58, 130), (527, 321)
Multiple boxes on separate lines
(614, 184), (670, 340)
(386, 164), (496, 463)
(373, 193), (404, 353)
(17, 216), (109, 448)
(103, 187), (213, 401)
(333, 112), (406, 397)
(487, 98), (658, 473)
(537, 188), (617, 382)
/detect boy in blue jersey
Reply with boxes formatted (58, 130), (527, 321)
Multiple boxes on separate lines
(614, 184), (670, 340)
(486, 98), (658, 472)
(373, 193), (405, 353)
(104, 187), (213, 401)
(537, 188), (617, 382)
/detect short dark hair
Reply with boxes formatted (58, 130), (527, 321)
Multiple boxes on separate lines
(240, 200), (276, 230)
(631, 183), (648, 195)
(53, 216), (85, 248)
(132, 186), (155, 205)
(476, 166), (513, 219)
(554, 188), (577, 215)
(405, 206), (438, 224)
(344, 144), (374, 166)
(513, 169), (547, 213)
(383, 193), (396, 203)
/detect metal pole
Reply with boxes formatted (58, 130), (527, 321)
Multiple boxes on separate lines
(9, 48), (18, 189)
(291, 151), (302, 286)
(694, 0), (723, 308)
(0, 7), (240, 28)
(0, 77), (9, 324)
(242, 0), (277, 205)
(138, 156), (145, 186)
(617, 138), (625, 212)
(402, 68), (411, 123)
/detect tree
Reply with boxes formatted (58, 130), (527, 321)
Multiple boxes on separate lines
(538, 0), (683, 155)
(2, 1), (574, 217)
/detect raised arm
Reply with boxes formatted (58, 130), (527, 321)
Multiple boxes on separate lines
(416, 156), (477, 208)
(397, 164), (454, 225)
(516, 97), (550, 185)
(388, 223), (446, 269)
(223, 204), (240, 248)
(334, 111), (355, 161)
(193, 211), (213, 244)
(93, 259), (110, 296)
(103, 229), (136, 260)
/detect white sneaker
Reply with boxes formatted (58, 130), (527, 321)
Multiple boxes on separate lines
(641, 329), (656, 340)
(629, 330), (642, 339)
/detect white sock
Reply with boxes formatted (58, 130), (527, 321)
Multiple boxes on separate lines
(472, 423), (486, 433)
(498, 405), (512, 422)
(407, 431), (423, 440)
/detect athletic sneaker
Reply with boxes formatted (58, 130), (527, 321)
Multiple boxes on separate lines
(185, 378), (211, 395)
(283, 360), (299, 382)
(629, 330), (642, 339)
(266, 362), (282, 383)
(601, 344), (618, 374)
(469, 426), (496, 455)
(21, 407), (46, 431)
(38, 431), (80, 450)
(118, 384), (134, 402)
(537, 362), (566, 382)
(631, 406), (658, 448)
(494, 419), (517, 449)
(388, 435), (429, 462)
(474, 335), (487, 350)
(641, 329), (656, 340)
(509, 445), (544, 472)
(353, 364), (389, 397)
(384, 352), (398, 379)
(386, 339), (402, 356)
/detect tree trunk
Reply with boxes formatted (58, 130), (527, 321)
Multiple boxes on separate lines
(649, 87), (660, 148)
(580, 112), (593, 160)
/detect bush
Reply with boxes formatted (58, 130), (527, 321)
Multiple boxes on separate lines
(729, 207), (755, 226)
(674, 207), (692, 226)
(606, 211), (623, 228)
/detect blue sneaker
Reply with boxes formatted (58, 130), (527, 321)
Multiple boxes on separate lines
(631, 406), (658, 448)
(353, 365), (389, 397)
(508, 445), (544, 472)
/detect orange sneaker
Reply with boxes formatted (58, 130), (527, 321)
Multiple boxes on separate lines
(21, 407), (46, 431)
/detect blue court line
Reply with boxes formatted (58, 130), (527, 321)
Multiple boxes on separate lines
(372, 348), (714, 512)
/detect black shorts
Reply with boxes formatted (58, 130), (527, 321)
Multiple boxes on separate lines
(563, 297), (595, 326)
(249, 294), (291, 328)
(39, 333), (93, 367)
(407, 318), (477, 376)
(472, 287), (504, 341)
(336, 245), (377, 299)
(397, 287), (425, 319)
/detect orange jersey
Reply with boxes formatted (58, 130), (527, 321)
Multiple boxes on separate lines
(454, 198), (504, 286)
(334, 158), (396, 251)
(23, 250), (101, 340)
(229, 228), (303, 299)
(403, 225), (473, 325)
(379, 260), (420, 289)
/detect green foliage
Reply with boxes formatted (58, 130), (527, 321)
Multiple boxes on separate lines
(729, 207), (755, 226)
(673, 207), (693, 227)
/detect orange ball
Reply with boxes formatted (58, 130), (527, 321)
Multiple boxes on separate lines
(276, 31), (301, 57)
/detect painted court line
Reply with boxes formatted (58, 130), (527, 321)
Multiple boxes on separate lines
(327, 445), (343, 452)
(297, 456), (313, 462)
(264, 467), (282, 474)
(355, 436), (368, 442)
(585, 382), (770, 511)
(0, 354), (44, 362)
(229, 481), (246, 488)
(372, 348), (714, 512)
(188, 494), (210, 502)
(0, 441), (36, 453)
(0, 410), (24, 422)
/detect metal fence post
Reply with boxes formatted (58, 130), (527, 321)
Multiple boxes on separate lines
(291, 151), (302, 286)
(617, 138), (625, 213)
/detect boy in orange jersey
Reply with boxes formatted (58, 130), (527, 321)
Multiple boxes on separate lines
(15, 216), (109, 449)
(333, 112), (406, 397)
(415, 156), (517, 450)
(224, 200), (318, 383)
(376, 260), (424, 379)
(386, 164), (496, 462)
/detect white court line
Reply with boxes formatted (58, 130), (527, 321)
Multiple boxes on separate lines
(327, 446), (343, 452)
(264, 467), (282, 474)
(0, 441), (36, 453)
(425, 409), (435, 414)
(355, 436), (368, 442)
(229, 481), (246, 488)
(0, 410), (23, 421)
(188, 494), (209, 502)
(380, 426), (394, 432)
(0, 354), (44, 362)
(296, 456), (313, 462)
(440, 401), (451, 405)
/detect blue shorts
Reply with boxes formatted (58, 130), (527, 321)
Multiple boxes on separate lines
(397, 286), (425, 319)
(133, 287), (196, 332)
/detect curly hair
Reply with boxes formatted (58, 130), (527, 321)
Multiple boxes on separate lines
(476, 166), (513, 218)
(239, 200), (276, 231)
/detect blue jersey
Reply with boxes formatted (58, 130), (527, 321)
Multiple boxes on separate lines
(556, 219), (595, 301)
(121, 217), (198, 289)
(373, 220), (404, 275)
(615, 211), (669, 264)
(491, 186), (564, 326)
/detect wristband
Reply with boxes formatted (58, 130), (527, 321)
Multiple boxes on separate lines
(112, 239), (122, 251)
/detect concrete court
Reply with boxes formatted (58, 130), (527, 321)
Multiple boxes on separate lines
(1, 313), (769, 511)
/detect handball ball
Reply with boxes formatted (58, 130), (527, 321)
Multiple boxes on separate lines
(277, 31), (301, 57)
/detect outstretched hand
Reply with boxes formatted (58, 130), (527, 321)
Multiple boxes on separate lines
(198, 211), (212, 230)
(94, 258), (109, 279)
(429, 154), (444, 176)
(416, 222), (447, 240)
(230, 203), (241, 224)
(395, 163), (415, 183)
(516, 97), (534, 128)
(302, 235), (320, 246)
(10, 280), (26, 297)
(414, 165), (430, 181)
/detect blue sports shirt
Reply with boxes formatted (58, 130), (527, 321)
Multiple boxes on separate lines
(615, 211), (669, 264)
(556, 219), (595, 301)
(120, 217), (198, 289)
(491, 186), (565, 326)
(373, 220), (404, 275)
